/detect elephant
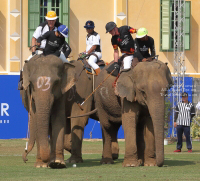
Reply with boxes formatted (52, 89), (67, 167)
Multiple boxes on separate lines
(114, 60), (173, 167)
(64, 60), (120, 163)
(78, 60), (173, 166)
(20, 54), (76, 168)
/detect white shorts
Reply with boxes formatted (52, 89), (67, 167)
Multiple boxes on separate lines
(26, 50), (43, 61)
(87, 52), (102, 70)
(26, 51), (68, 63)
(122, 53), (133, 69)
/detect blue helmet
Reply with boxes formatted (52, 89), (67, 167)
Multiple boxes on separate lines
(58, 25), (68, 37)
(84, 20), (95, 29)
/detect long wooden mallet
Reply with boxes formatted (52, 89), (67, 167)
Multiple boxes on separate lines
(79, 68), (116, 108)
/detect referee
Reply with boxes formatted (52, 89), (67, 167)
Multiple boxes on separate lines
(174, 92), (195, 153)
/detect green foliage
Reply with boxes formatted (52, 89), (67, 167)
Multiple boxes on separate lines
(191, 116), (200, 138)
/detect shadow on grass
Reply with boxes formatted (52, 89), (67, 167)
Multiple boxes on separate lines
(65, 158), (125, 168)
(164, 159), (196, 167)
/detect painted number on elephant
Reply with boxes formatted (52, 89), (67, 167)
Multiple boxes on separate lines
(37, 76), (51, 91)
(100, 87), (109, 99)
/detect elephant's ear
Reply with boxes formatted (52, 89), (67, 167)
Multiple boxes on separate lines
(115, 71), (136, 102)
(61, 62), (76, 94)
(23, 62), (30, 90)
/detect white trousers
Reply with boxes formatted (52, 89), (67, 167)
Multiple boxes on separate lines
(26, 51), (68, 63)
(87, 52), (102, 70)
(26, 50), (43, 61)
(122, 53), (133, 69)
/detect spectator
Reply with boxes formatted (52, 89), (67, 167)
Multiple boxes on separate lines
(174, 92), (195, 153)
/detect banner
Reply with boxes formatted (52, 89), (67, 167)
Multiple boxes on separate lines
(0, 75), (28, 139)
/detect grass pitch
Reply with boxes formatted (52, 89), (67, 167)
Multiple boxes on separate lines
(0, 139), (199, 181)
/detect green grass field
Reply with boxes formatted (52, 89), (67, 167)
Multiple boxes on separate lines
(0, 139), (200, 181)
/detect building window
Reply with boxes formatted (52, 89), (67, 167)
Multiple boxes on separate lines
(160, 0), (191, 51)
(28, 0), (69, 46)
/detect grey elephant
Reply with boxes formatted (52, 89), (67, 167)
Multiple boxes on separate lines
(114, 60), (173, 167)
(80, 60), (173, 166)
(64, 60), (120, 163)
(21, 54), (76, 168)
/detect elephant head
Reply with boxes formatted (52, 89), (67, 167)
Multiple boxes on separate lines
(22, 54), (76, 162)
(115, 60), (173, 167)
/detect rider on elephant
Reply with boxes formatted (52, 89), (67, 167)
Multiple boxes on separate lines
(79, 20), (102, 75)
(134, 27), (156, 62)
(105, 21), (137, 71)
(27, 11), (66, 61)
(37, 25), (71, 60)
(18, 11), (63, 90)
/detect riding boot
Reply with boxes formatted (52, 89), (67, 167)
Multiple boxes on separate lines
(18, 70), (23, 90)
(95, 68), (101, 76)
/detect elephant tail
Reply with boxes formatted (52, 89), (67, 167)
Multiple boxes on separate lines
(68, 108), (98, 119)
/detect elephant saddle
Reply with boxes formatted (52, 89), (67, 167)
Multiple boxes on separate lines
(78, 53), (105, 74)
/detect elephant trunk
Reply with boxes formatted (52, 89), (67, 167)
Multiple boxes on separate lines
(147, 95), (165, 167)
(35, 94), (54, 162)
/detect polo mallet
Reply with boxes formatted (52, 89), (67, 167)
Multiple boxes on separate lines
(25, 94), (32, 152)
(79, 68), (116, 109)
(29, 45), (38, 51)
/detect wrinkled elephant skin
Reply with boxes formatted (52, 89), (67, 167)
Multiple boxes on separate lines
(115, 60), (173, 167)
(20, 55), (76, 168)
(64, 60), (120, 163)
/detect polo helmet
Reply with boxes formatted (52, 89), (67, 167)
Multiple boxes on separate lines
(84, 20), (95, 29)
(46, 11), (57, 20)
(136, 27), (148, 38)
(105, 22), (116, 33)
(58, 25), (68, 38)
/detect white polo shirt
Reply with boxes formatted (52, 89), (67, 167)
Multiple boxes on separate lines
(33, 21), (61, 49)
(86, 31), (101, 53)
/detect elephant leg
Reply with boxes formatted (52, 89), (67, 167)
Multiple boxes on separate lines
(34, 138), (49, 168)
(144, 116), (156, 166)
(66, 110), (88, 163)
(122, 99), (140, 167)
(111, 123), (121, 160)
(101, 125), (114, 164)
(64, 117), (72, 153)
(136, 117), (145, 166)
(66, 99), (92, 163)
(49, 98), (66, 168)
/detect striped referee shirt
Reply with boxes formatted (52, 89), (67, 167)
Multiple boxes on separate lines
(175, 101), (195, 126)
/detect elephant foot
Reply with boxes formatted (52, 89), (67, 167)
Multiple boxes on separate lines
(34, 161), (49, 168)
(49, 159), (66, 169)
(144, 158), (156, 166)
(122, 158), (141, 167)
(65, 156), (83, 163)
(100, 158), (114, 164)
(138, 159), (144, 166)
(111, 142), (119, 160)
(112, 153), (119, 160)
